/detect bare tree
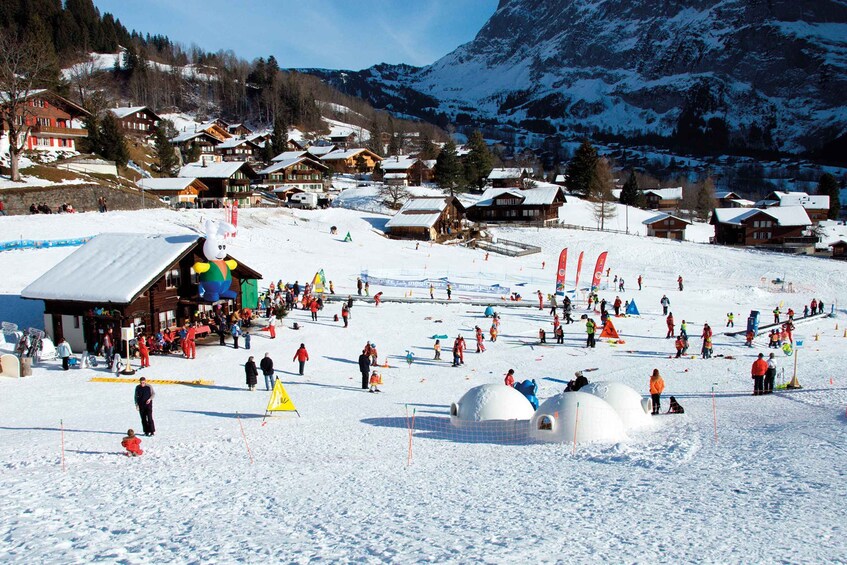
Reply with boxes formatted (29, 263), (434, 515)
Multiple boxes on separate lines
(0, 31), (50, 181)
(67, 52), (98, 109)
(379, 183), (410, 210)
(590, 158), (617, 231)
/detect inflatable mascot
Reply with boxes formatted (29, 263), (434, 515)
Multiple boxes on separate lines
(513, 379), (539, 410)
(194, 220), (238, 302)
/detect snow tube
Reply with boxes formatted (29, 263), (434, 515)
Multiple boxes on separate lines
(431, 334), (448, 339)
(512, 379), (539, 410)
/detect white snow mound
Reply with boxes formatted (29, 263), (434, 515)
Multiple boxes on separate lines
(450, 384), (535, 425)
(530, 392), (626, 444)
(580, 381), (653, 430)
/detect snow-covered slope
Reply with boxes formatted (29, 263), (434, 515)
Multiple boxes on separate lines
(0, 205), (845, 562)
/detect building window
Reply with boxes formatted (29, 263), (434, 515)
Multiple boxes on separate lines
(74, 316), (81, 329)
(165, 268), (181, 288)
(158, 310), (176, 329)
(189, 267), (200, 284)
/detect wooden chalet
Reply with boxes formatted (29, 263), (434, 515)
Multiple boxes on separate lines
(137, 177), (209, 206)
(21, 233), (262, 353)
(487, 168), (531, 189)
(258, 153), (328, 193)
(1, 89), (89, 153)
(215, 137), (263, 163)
(227, 123), (253, 136)
(328, 126), (358, 149)
(758, 191), (830, 223)
(642, 213), (691, 240)
(710, 206), (816, 248)
(830, 240), (847, 260)
(108, 106), (161, 136)
(171, 131), (222, 160)
(379, 156), (433, 186)
(321, 148), (382, 174)
(467, 186), (565, 223)
(179, 160), (259, 205)
(643, 187), (683, 211)
(385, 197), (466, 241)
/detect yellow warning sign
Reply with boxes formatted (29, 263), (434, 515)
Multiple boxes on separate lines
(89, 377), (214, 386)
(266, 378), (299, 414)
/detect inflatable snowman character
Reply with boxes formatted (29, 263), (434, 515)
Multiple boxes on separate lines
(194, 220), (238, 302)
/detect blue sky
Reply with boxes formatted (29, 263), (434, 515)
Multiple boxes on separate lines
(92, 0), (499, 70)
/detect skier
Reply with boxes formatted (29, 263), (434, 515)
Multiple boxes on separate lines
(552, 313), (561, 334)
(549, 293), (558, 316)
(134, 377), (155, 437)
(677, 275), (684, 291)
(364, 282), (370, 296)
(563, 296), (574, 324)
(505, 369), (515, 387)
(675, 335), (685, 358)
(803, 305), (809, 318)
(451, 338), (461, 367)
(56, 338), (72, 371)
(538, 328), (547, 344)
(369, 371), (383, 393)
(329, 281), (335, 294)
(374, 291), (383, 307)
(818, 299), (824, 315)
(446, 283), (452, 300)
(475, 326), (486, 353)
(726, 312), (734, 327)
(618, 278), (625, 292)
(245, 356), (258, 391)
(773, 306), (780, 325)
(555, 325), (564, 344)
(406, 351), (414, 366)
(585, 318), (596, 348)
(660, 294), (670, 315)
(489, 323), (498, 342)
(341, 304), (349, 328)
(429, 284), (434, 299)
(701, 335), (713, 359)
(637, 275), (643, 290)
(433, 339), (441, 360)
(680, 320), (688, 338)
(649, 369), (665, 415)
(292, 343), (309, 375)
(666, 313), (675, 338)
(537, 290), (544, 310)
(613, 296), (622, 317)
(357, 277), (363, 296)
(138, 337), (150, 368)
(810, 298), (817, 314)
(457, 336), (466, 364)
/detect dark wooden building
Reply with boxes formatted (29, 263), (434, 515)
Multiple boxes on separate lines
(643, 213), (691, 240)
(467, 186), (565, 223)
(21, 233), (261, 353)
(108, 106), (161, 136)
(711, 207), (815, 247)
(385, 197), (466, 240)
(179, 160), (260, 205)
(830, 240), (847, 260)
(2, 89), (89, 153)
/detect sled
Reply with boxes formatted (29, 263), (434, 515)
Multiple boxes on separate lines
(431, 334), (448, 339)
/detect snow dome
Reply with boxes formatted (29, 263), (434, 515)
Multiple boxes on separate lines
(529, 392), (626, 444)
(450, 384), (535, 426)
(580, 381), (652, 430)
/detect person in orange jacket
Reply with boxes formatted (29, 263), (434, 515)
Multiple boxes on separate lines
(505, 369), (515, 387)
(475, 326), (486, 353)
(292, 343), (309, 375)
(649, 369), (665, 414)
(751, 353), (768, 395)
(121, 429), (143, 456)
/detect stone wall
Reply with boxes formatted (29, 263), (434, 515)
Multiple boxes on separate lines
(0, 183), (167, 215)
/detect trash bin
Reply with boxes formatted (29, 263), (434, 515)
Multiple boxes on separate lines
(20, 356), (32, 377)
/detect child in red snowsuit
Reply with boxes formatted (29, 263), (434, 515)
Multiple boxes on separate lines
(374, 292), (383, 306)
(121, 429), (143, 456)
(138, 338), (150, 368)
(475, 327), (486, 352)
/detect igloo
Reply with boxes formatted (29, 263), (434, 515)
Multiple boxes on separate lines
(529, 392), (626, 444)
(450, 384), (535, 426)
(580, 381), (653, 430)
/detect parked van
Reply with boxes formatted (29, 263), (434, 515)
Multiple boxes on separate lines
(288, 192), (318, 209)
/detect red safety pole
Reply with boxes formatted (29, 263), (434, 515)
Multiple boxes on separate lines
(236, 412), (254, 464)
(711, 386), (719, 444)
(60, 419), (66, 472)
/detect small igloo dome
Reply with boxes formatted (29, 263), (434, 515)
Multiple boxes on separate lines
(529, 392), (626, 443)
(580, 381), (652, 430)
(450, 384), (535, 426)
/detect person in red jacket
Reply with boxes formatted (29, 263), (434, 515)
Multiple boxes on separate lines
(505, 369), (515, 387)
(184, 326), (197, 359)
(751, 353), (768, 395)
(374, 291), (383, 306)
(537, 290), (544, 310)
(666, 313), (675, 338)
(475, 326), (486, 353)
(137, 337), (150, 368)
(121, 429), (143, 456)
(293, 343), (309, 375)
(613, 296), (622, 316)
(309, 299), (319, 321)
(457, 336), (466, 364)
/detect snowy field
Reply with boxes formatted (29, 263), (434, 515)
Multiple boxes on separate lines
(1, 204), (846, 563)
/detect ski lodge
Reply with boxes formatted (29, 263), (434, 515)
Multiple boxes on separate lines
(21, 233), (261, 353)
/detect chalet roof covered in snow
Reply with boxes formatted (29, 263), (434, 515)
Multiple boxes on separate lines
(179, 161), (252, 179)
(712, 206), (812, 227)
(643, 212), (691, 225)
(385, 197), (459, 229)
(714, 191), (741, 199)
(381, 156), (418, 171)
(272, 151), (307, 162)
(643, 187), (683, 200)
(109, 106), (150, 119)
(304, 144), (336, 157)
(171, 130), (220, 144)
(472, 186), (564, 207)
(137, 178), (202, 192)
(487, 168), (529, 180)
(321, 148), (379, 161)
(21, 233), (200, 304)
(216, 137), (260, 150)
(763, 191), (829, 209)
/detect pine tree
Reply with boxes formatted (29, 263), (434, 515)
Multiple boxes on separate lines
(268, 114), (288, 158)
(434, 140), (464, 196)
(817, 173), (840, 220)
(619, 172), (640, 206)
(565, 139), (598, 197)
(154, 124), (178, 175)
(367, 118), (383, 156)
(99, 113), (129, 166)
(694, 177), (716, 221)
(464, 130), (493, 190)
(417, 132), (439, 160)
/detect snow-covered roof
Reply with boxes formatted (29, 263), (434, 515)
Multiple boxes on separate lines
(712, 206), (812, 227)
(714, 191), (740, 199)
(767, 191), (829, 209)
(21, 233), (200, 304)
(472, 186), (564, 207)
(305, 144), (336, 157)
(109, 106), (149, 119)
(385, 197), (451, 229)
(554, 174), (566, 183)
(383, 173), (408, 180)
(487, 168), (528, 180)
(643, 187), (683, 200)
(381, 156), (418, 171)
(322, 148), (377, 161)
(179, 161), (251, 179)
(171, 130), (220, 144)
(137, 178), (202, 192)
(258, 157), (307, 175)
(329, 126), (357, 139)
(217, 137), (259, 150)
(272, 150), (307, 162)
(642, 212), (691, 226)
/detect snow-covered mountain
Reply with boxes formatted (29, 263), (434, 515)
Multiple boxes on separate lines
(306, 0), (847, 157)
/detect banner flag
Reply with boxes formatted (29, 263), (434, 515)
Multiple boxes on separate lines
(573, 251), (585, 292)
(231, 200), (238, 228)
(554, 248), (567, 296)
(591, 252), (608, 291)
(265, 378), (299, 416)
